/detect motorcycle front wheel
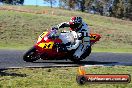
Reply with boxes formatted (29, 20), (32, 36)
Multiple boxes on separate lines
(23, 46), (39, 62)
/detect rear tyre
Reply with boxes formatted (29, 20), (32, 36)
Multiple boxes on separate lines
(23, 46), (39, 62)
(70, 46), (91, 63)
(70, 56), (82, 63)
(81, 46), (91, 59)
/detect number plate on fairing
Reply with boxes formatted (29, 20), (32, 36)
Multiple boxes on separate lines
(38, 42), (54, 49)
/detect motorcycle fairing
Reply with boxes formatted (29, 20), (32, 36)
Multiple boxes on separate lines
(37, 32), (48, 43)
(90, 33), (101, 44)
(38, 42), (54, 49)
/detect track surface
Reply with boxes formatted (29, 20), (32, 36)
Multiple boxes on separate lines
(0, 50), (132, 69)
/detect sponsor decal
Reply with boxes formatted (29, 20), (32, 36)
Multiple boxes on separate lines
(38, 42), (54, 49)
(76, 66), (131, 85)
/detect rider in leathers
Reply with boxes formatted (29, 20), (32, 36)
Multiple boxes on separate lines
(55, 16), (90, 60)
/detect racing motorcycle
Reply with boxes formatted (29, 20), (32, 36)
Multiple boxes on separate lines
(23, 28), (101, 62)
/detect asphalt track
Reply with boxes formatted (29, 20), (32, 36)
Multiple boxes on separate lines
(0, 50), (132, 69)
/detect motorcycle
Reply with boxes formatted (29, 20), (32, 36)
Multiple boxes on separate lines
(23, 28), (101, 62)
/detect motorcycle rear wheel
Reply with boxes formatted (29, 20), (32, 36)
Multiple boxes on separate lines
(23, 46), (39, 62)
(81, 46), (91, 59)
(70, 46), (91, 63)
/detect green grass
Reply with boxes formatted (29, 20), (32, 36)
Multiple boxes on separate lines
(0, 5), (132, 52)
(0, 66), (132, 88)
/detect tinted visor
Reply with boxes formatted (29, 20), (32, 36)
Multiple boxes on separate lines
(70, 22), (80, 28)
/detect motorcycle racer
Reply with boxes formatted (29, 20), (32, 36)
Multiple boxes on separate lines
(23, 17), (101, 62)
(54, 16), (90, 60)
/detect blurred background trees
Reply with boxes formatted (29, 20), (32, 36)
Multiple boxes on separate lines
(0, 0), (131, 20)
(58, 0), (132, 20)
(43, 0), (56, 8)
(0, 0), (24, 5)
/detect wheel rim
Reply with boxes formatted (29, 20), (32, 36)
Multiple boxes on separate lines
(26, 51), (37, 60)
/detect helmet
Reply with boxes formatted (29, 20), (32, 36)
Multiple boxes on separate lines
(69, 16), (82, 31)
(70, 16), (82, 25)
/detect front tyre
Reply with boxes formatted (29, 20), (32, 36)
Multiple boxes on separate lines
(23, 46), (39, 62)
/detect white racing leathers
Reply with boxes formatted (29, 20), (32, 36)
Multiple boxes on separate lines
(57, 22), (90, 59)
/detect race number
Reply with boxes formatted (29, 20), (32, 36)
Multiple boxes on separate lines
(38, 42), (54, 49)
